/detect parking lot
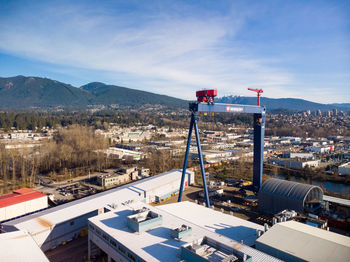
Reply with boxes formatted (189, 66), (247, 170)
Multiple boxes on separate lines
(36, 181), (100, 204)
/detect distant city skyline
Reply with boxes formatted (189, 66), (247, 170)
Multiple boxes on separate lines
(0, 0), (349, 103)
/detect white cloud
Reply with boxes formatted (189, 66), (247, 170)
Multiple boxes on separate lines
(0, 1), (295, 100)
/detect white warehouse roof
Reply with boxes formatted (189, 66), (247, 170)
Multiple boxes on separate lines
(256, 220), (350, 262)
(89, 202), (281, 262)
(0, 231), (49, 262)
(158, 201), (263, 247)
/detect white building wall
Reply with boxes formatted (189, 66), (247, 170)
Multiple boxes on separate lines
(2, 202), (26, 221)
(301, 160), (320, 168)
(0, 196), (48, 221)
(26, 197), (48, 214)
(0, 207), (7, 221)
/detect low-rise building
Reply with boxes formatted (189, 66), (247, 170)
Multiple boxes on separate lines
(97, 167), (145, 187)
(269, 158), (320, 169)
(104, 147), (144, 161)
(192, 150), (232, 163)
(255, 221), (350, 262)
(97, 173), (130, 187)
(338, 162), (350, 176)
(306, 146), (333, 153)
(88, 202), (281, 262)
(0, 188), (48, 222)
(282, 152), (314, 160)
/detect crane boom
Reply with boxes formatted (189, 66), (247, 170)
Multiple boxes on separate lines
(248, 88), (264, 106)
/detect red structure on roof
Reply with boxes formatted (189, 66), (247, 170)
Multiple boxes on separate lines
(0, 188), (46, 208)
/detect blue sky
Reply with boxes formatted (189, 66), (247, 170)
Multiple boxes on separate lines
(0, 0), (349, 103)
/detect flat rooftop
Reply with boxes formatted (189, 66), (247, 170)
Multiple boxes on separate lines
(89, 202), (281, 262)
(256, 220), (350, 262)
(323, 195), (350, 207)
(158, 201), (263, 247)
(0, 231), (49, 262)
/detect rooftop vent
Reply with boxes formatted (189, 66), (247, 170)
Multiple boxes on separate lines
(171, 224), (192, 240)
(126, 208), (162, 233)
(134, 207), (149, 214)
(181, 236), (252, 262)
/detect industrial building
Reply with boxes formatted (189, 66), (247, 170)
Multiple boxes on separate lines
(255, 220), (350, 262)
(323, 195), (350, 216)
(88, 201), (281, 262)
(2, 169), (193, 251)
(258, 178), (323, 214)
(191, 150), (233, 163)
(282, 152), (314, 159)
(105, 147), (144, 161)
(339, 162), (350, 176)
(0, 188), (48, 222)
(306, 146), (333, 153)
(322, 195), (350, 230)
(97, 172), (131, 187)
(269, 158), (320, 169)
(96, 167), (143, 187)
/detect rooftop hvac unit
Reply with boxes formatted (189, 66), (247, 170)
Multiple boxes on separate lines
(171, 224), (192, 240)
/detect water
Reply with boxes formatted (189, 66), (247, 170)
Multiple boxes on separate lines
(266, 173), (350, 195)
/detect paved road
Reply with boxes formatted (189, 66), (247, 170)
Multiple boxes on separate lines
(45, 236), (88, 262)
(37, 173), (100, 188)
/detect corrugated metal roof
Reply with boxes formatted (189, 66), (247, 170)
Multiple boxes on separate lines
(13, 188), (37, 194)
(323, 195), (350, 207)
(258, 178), (323, 214)
(256, 221), (350, 261)
(260, 178), (317, 202)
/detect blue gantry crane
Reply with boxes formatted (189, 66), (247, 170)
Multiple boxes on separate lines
(178, 89), (266, 207)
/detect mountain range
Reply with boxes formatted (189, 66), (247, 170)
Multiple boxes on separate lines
(216, 96), (350, 112)
(0, 76), (186, 109)
(0, 75), (348, 112)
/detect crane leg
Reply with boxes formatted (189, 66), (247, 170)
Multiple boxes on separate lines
(178, 113), (194, 202)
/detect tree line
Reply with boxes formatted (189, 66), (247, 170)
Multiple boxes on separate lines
(0, 125), (110, 193)
(0, 111), (256, 132)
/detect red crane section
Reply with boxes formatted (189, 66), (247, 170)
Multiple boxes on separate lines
(248, 88), (264, 106)
(196, 89), (217, 104)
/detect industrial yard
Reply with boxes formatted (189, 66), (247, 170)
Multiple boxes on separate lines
(0, 82), (350, 262)
(1, 0), (350, 261)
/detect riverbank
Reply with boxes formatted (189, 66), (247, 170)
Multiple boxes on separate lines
(264, 163), (350, 185)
